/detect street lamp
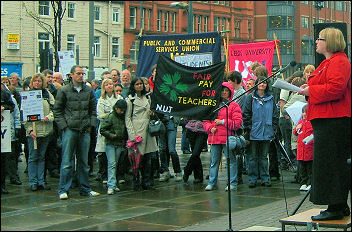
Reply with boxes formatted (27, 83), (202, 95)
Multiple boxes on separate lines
(314, 1), (324, 23)
(170, 1), (193, 34)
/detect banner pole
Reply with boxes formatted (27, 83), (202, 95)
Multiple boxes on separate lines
(273, 33), (284, 79)
(33, 121), (37, 150)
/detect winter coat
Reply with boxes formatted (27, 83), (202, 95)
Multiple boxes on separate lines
(24, 89), (55, 138)
(100, 110), (128, 147)
(293, 119), (314, 161)
(95, 94), (123, 152)
(307, 52), (351, 121)
(125, 94), (158, 154)
(203, 82), (243, 145)
(53, 82), (97, 132)
(243, 90), (279, 141)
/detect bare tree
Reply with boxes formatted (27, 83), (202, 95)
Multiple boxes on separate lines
(23, 1), (66, 71)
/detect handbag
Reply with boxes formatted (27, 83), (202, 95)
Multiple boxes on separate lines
(227, 129), (246, 152)
(149, 115), (165, 137)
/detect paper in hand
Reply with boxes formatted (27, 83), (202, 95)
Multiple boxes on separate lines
(272, 78), (303, 92)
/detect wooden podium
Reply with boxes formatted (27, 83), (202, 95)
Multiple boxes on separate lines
(280, 208), (351, 231)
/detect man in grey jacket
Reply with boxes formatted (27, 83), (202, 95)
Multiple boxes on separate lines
(54, 65), (100, 200)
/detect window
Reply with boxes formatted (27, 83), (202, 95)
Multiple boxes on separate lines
(130, 7), (136, 29)
(68, 2), (75, 18)
(197, 16), (202, 33)
(203, 16), (208, 32)
(94, 6), (101, 21)
(318, 19), (325, 23)
(112, 37), (119, 58)
(301, 39), (312, 55)
(94, 36), (101, 57)
(67, 34), (75, 51)
(336, 1), (343, 11)
(164, 11), (169, 32)
(301, 1), (309, 4)
(171, 12), (176, 32)
(39, 1), (50, 16)
(301, 16), (309, 28)
(141, 8), (145, 29)
(157, 10), (161, 31)
(268, 15), (293, 29)
(279, 40), (294, 55)
(331, 1), (335, 10)
(214, 17), (219, 31)
(148, 9), (152, 30)
(130, 40), (140, 64)
(248, 21), (252, 38)
(38, 32), (50, 54)
(313, 17), (316, 24)
(112, 8), (120, 23)
(234, 20), (240, 38)
(221, 18), (226, 31)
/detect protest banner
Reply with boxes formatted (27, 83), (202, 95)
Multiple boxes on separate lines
(136, 32), (221, 77)
(20, 90), (44, 149)
(1, 110), (11, 153)
(151, 55), (224, 120)
(57, 50), (76, 79)
(174, 52), (213, 68)
(228, 41), (275, 86)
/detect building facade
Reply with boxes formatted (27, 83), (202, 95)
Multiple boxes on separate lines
(254, 1), (351, 75)
(1, 1), (125, 79)
(123, 1), (255, 75)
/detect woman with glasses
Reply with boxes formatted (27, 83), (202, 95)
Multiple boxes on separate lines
(298, 28), (351, 221)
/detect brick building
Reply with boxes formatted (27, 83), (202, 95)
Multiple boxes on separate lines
(254, 1), (351, 75)
(123, 1), (255, 75)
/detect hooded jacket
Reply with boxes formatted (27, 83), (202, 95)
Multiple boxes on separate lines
(203, 82), (243, 144)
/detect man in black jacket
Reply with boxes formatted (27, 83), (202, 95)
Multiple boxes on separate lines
(54, 65), (100, 200)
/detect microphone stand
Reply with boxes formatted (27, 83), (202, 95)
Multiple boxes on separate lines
(213, 67), (288, 231)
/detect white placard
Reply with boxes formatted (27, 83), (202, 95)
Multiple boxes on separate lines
(20, 90), (44, 122)
(272, 78), (303, 92)
(1, 110), (12, 153)
(58, 50), (76, 79)
(174, 52), (213, 67)
(285, 101), (307, 125)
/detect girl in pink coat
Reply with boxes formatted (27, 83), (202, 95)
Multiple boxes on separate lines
(203, 82), (243, 191)
(293, 105), (314, 191)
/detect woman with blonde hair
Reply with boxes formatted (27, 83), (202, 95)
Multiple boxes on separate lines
(95, 78), (123, 184)
(302, 64), (315, 81)
(24, 73), (54, 191)
(299, 27), (351, 221)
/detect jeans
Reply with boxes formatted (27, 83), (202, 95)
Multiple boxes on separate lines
(181, 126), (191, 152)
(279, 117), (294, 164)
(208, 144), (238, 187)
(184, 131), (207, 180)
(58, 128), (91, 195)
(27, 136), (50, 186)
(248, 140), (270, 184)
(105, 144), (123, 190)
(159, 120), (181, 173)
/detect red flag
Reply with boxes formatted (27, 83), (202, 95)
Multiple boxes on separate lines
(228, 41), (276, 86)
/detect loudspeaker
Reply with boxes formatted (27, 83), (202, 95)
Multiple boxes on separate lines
(313, 23), (348, 67)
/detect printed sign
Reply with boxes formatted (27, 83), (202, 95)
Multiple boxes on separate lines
(174, 52), (213, 68)
(20, 90), (44, 122)
(57, 50), (76, 79)
(7, 33), (20, 49)
(1, 110), (11, 153)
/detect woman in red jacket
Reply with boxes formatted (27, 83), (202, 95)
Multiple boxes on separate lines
(293, 105), (314, 192)
(203, 82), (243, 191)
(299, 27), (351, 221)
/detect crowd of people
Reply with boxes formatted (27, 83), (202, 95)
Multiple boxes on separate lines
(1, 28), (350, 221)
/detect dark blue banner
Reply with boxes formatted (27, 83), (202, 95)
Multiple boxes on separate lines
(136, 32), (222, 78)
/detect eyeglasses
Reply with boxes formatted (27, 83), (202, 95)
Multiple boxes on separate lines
(75, 72), (86, 76)
(316, 38), (326, 41)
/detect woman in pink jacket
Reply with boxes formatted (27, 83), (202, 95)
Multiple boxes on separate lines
(203, 82), (243, 191)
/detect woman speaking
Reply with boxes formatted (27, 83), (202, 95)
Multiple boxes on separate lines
(299, 27), (351, 221)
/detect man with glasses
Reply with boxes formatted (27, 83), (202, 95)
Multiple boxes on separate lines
(54, 65), (100, 200)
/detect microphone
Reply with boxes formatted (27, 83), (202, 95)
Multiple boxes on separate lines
(277, 61), (297, 74)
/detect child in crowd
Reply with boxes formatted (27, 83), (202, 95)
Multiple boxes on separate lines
(100, 99), (128, 195)
(293, 105), (314, 191)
